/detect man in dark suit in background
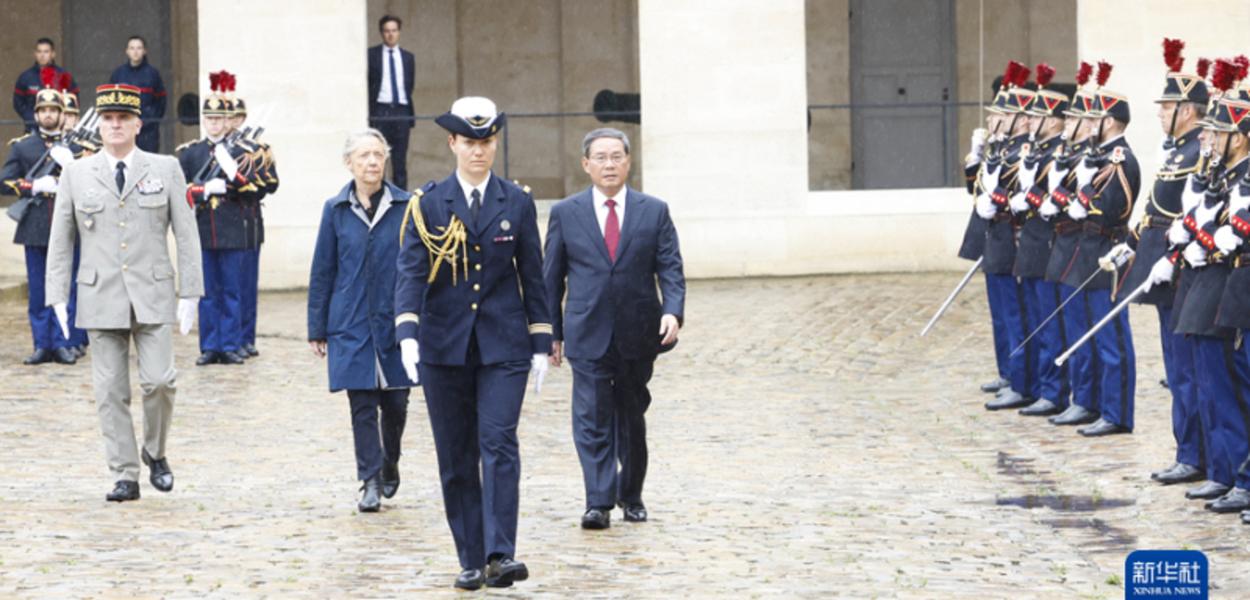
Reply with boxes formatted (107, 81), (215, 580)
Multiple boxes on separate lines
(367, 15), (415, 189)
(543, 127), (686, 530)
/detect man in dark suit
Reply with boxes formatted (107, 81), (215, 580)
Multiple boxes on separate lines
(367, 15), (415, 189)
(543, 127), (686, 530)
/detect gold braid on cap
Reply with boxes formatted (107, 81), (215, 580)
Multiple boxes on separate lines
(400, 193), (469, 285)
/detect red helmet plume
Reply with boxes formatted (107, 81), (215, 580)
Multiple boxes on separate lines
(1035, 63), (1055, 88)
(1162, 38), (1185, 73)
(1075, 61), (1093, 86)
(1211, 58), (1237, 92)
(39, 66), (55, 89)
(1197, 58), (1211, 79)
(1096, 61), (1113, 87)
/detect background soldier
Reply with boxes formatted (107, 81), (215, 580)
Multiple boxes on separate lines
(394, 97), (549, 590)
(108, 35), (167, 153)
(11, 37), (78, 131)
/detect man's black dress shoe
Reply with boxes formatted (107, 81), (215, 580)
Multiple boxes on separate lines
(1077, 418), (1131, 437)
(52, 347), (77, 365)
(1019, 398), (1062, 416)
(242, 343), (259, 357)
(581, 508), (610, 529)
(195, 351), (219, 366)
(72, 345), (87, 358)
(485, 557), (528, 588)
(23, 348), (52, 365)
(1186, 481), (1231, 500)
(1049, 405), (1098, 426)
(980, 377), (1009, 393)
(454, 568), (484, 590)
(985, 390), (1032, 411)
(1205, 487), (1250, 513)
(358, 476), (381, 512)
(106, 480), (140, 502)
(1159, 377), (1169, 389)
(382, 460), (400, 499)
(1151, 463), (1204, 485)
(219, 351), (246, 365)
(1242, 509), (1250, 524)
(620, 503), (647, 522)
(142, 448), (174, 492)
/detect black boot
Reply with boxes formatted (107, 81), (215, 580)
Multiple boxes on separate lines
(358, 476), (381, 512)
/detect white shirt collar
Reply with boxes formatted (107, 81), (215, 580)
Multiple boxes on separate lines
(1099, 134), (1126, 149)
(456, 171), (491, 204)
(105, 147), (136, 173)
(592, 185), (625, 207)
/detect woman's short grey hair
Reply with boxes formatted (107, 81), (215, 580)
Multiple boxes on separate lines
(342, 128), (390, 162)
(581, 127), (631, 157)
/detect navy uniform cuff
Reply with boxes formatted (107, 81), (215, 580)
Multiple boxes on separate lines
(529, 323), (553, 354)
(395, 312), (419, 342)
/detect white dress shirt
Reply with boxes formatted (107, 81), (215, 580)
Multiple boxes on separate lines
(105, 147), (136, 187)
(456, 171), (491, 208)
(592, 185), (626, 236)
(376, 45), (408, 105)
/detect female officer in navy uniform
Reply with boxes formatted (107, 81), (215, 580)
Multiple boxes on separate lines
(394, 97), (550, 591)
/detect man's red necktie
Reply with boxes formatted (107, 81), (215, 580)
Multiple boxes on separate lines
(604, 198), (620, 262)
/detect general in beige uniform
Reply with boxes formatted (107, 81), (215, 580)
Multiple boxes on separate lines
(45, 84), (202, 501)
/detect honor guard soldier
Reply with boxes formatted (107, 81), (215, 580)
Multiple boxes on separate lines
(1121, 40), (1210, 485)
(977, 61), (1038, 412)
(394, 97), (550, 590)
(1011, 63), (1072, 417)
(176, 71), (258, 365)
(12, 38), (78, 131)
(228, 95), (276, 357)
(1164, 71), (1250, 511)
(1, 67), (86, 364)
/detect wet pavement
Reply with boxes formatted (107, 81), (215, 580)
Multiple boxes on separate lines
(0, 273), (1247, 598)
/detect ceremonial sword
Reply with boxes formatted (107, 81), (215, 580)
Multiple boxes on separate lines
(1055, 278), (1150, 367)
(1008, 250), (1132, 357)
(919, 257), (983, 337)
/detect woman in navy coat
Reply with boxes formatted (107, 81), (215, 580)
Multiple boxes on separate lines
(307, 129), (416, 512)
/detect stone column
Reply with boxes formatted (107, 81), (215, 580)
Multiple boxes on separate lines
(198, 0), (367, 288)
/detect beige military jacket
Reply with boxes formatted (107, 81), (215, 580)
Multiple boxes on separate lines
(45, 149), (203, 329)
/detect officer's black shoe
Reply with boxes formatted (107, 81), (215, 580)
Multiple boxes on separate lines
(485, 557), (529, 588)
(23, 348), (52, 365)
(381, 460), (400, 499)
(619, 502), (648, 522)
(454, 568), (485, 590)
(1242, 509), (1250, 524)
(1205, 488), (1250, 513)
(72, 345), (87, 358)
(980, 377), (1010, 393)
(1077, 418), (1131, 437)
(1159, 377), (1169, 389)
(1185, 481), (1231, 500)
(358, 476), (381, 513)
(985, 390), (1032, 411)
(1152, 463), (1204, 485)
(1019, 398), (1062, 416)
(52, 347), (77, 365)
(141, 448), (174, 492)
(219, 351), (246, 365)
(1049, 405), (1098, 426)
(242, 343), (259, 357)
(106, 480), (140, 502)
(195, 351), (219, 366)
(581, 508), (611, 529)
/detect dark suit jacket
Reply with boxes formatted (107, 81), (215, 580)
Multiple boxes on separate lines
(367, 44), (415, 117)
(544, 186), (685, 361)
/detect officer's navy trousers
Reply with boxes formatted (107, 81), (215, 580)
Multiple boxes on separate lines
(198, 248), (245, 353)
(419, 346), (529, 570)
(1084, 288), (1135, 429)
(1060, 284), (1101, 414)
(986, 273), (1034, 395)
(1021, 276), (1068, 405)
(1192, 336), (1250, 487)
(1158, 305), (1203, 469)
(241, 246), (260, 348)
(568, 345), (655, 511)
(985, 273), (1010, 381)
(24, 244), (84, 350)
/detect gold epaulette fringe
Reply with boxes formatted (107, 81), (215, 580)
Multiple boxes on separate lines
(401, 195), (469, 285)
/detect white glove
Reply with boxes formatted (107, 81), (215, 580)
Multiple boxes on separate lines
(400, 338), (420, 384)
(1009, 192), (1030, 214)
(1215, 225), (1244, 253)
(1098, 243), (1134, 271)
(49, 145), (75, 168)
(1195, 198), (1220, 227)
(176, 298), (197, 335)
(53, 302), (69, 339)
(530, 353), (549, 394)
(969, 128), (988, 160)
(31, 175), (57, 195)
(203, 178), (227, 196)
(1048, 163), (1070, 194)
(1067, 200), (1088, 221)
(213, 144), (240, 180)
(1168, 218), (1191, 245)
(979, 164), (1001, 195)
(1075, 158), (1098, 190)
(1232, 184), (1250, 213)
(975, 193), (997, 219)
(1039, 198), (1060, 219)
(1017, 160), (1038, 191)
(1183, 241), (1208, 267)
(1144, 256), (1175, 292)
(1181, 174), (1206, 213)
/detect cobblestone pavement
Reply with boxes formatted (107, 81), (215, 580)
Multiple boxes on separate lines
(1, 273), (1247, 598)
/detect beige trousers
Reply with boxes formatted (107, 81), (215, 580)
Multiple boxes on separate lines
(87, 316), (176, 482)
